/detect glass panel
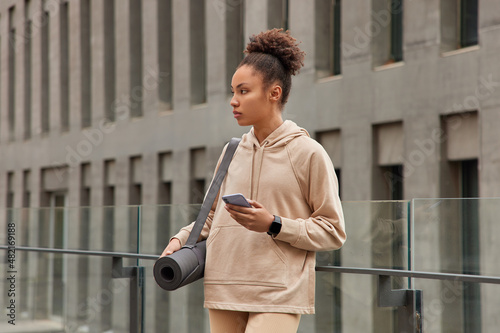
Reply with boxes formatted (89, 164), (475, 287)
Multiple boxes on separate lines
(3, 200), (496, 332)
(411, 278), (496, 333)
(315, 200), (409, 333)
(5, 206), (141, 253)
(139, 204), (207, 331)
(138, 204), (202, 256)
(412, 198), (499, 276)
(140, 259), (209, 332)
(0, 254), (129, 332)
(317, 200), (409, 271)
(139, 201), (409, 332)
(411, 198), (500, 333)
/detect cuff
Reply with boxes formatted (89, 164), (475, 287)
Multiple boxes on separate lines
(274, 217), (301, 245)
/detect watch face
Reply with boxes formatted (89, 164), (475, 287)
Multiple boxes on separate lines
(268, 216), (282, 235)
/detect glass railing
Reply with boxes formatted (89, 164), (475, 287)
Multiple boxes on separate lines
(1, 199), (499, 332)
(411, 198), (500, 332)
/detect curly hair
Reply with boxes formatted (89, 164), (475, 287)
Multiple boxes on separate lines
(238, 28), (305, 108)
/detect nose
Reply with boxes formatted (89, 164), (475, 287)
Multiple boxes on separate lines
(230, 94), (239, 107)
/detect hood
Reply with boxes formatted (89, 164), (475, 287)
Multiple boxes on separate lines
(240, 120), (310, 149)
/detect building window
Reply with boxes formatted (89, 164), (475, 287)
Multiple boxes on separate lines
(20, 169), (31, 314)
(78, 163), (91, 322)
(22, 170), (31, 207)
(103, 159), (116, 246)
(441, 111), (480, 333)
(190, 148), (206, 204)
(226, 0), (245, 95)
(460, 0), (478, 48)
(441, 0), (478, 53)
(158, 0), (173, 111)
(381, 164), (403, 200)
(373, 122), (404, 200)
(315, 0), (341, 78)
(80, 0), (91, 127)
(103, 0), (116, 122)
(459, 159), (480, 333)
(24, 4), (33, 139)
(372, 122), (405, 330)
(7, 172), (15, 209)
(268, 0), (288, 30)
(129, 156), (143, 205)
(41, 10), (50, 133)
(129, 156), (142, 257)
(316, 129), (342, 194)
(129, 0), (143, 117)
(102, 159), (115, 330)
(190, 0), (207, 105)
(9, 7), (16, 141)
(390, 0), (403, 61)
(50, 193), (67, 318)
(316, 129), (343, 332)
(159, 152), (173, 204)
(371, 0), (403, 67)
(60, 2), (69, 132)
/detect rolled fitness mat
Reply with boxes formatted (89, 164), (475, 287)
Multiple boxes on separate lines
(153, 240), (206, 291)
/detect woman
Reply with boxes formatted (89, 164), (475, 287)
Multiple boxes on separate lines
(161, 28), (346, 333)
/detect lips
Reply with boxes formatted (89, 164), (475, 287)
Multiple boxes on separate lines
(233, 110), (242, 118)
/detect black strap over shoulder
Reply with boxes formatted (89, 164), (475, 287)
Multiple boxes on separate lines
(184, 138), (240, 247)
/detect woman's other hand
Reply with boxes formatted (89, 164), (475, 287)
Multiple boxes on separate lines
(160, 238), (182, 257)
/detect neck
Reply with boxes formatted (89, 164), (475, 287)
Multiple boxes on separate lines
(253, 116), (284, 144)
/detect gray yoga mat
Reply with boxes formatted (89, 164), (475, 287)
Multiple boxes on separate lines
(153, 240), (206, 290)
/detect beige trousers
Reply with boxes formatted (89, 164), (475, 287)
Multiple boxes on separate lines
(208, 309), (301, 333)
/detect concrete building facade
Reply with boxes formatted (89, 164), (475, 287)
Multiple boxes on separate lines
(1, 0), (499, 332)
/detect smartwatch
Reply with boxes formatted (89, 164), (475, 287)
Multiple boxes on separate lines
(267, 215), (282, 236)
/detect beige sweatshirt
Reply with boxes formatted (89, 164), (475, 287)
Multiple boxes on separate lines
(173, 120), (346, 314)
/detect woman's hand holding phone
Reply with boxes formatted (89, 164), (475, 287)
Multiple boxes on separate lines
(223, 194), (274, 233)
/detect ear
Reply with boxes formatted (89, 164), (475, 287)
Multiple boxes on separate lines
(269, 84), (282, 102)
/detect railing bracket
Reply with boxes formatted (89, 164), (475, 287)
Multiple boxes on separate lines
(112, 257), (145, 333)
(377, 275), (423, 333)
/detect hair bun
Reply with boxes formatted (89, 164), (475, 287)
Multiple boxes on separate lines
(245, 28), (305, 76)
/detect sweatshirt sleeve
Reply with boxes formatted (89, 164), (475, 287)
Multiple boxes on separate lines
(275, 140), (346, 251)
(170, 144), (228, 247)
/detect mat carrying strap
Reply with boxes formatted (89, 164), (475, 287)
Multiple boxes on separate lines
(184, 137), (240, 248)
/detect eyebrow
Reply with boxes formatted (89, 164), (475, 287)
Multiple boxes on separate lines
(231, 82), (249, 89)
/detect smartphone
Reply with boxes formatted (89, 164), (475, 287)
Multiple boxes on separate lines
(222, 193), (252, 207)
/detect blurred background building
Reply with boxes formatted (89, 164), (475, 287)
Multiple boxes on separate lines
(1, 0), (499, 214)
(0, 0), (499, 332)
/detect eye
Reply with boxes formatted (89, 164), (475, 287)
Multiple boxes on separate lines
(241, 89), (248, 94)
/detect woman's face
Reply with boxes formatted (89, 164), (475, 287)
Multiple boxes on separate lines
(230, 65), (276, 128)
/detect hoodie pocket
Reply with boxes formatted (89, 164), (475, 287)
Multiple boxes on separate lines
(205, 226), (288, 288)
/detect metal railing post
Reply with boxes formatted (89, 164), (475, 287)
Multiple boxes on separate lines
(377, 275), (423, 332)
(112, 257), (145, 333)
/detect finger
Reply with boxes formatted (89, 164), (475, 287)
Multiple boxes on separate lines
(248, 200), (262, 208)
(225, 204), (249, 214)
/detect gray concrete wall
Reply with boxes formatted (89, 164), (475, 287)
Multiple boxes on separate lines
(1, 0), (499, 332)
